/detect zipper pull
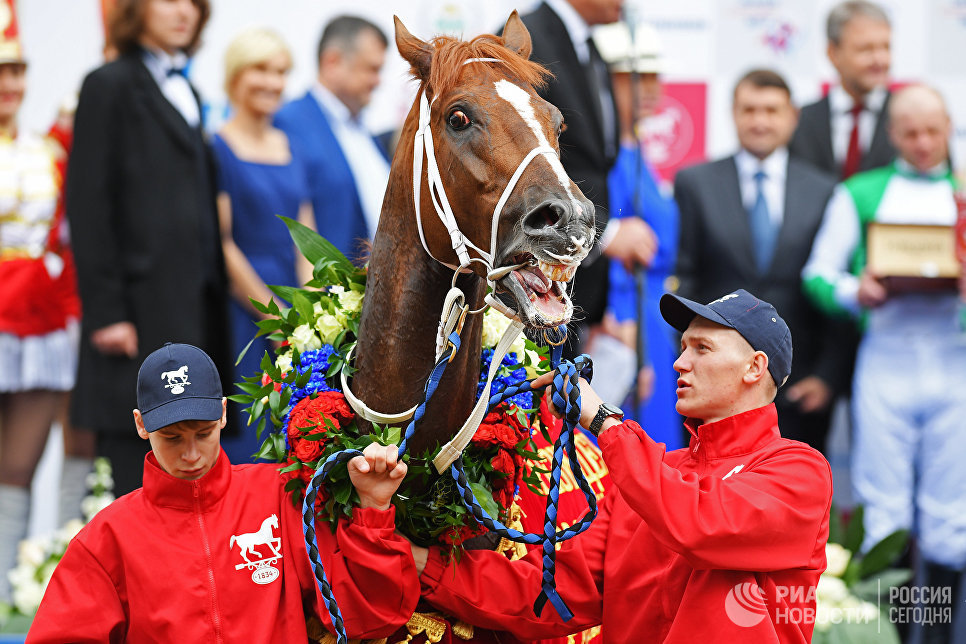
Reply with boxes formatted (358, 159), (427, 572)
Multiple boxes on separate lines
(691, 440), (700, 456)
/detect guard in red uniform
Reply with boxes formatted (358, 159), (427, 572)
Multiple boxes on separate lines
(28, 343), (419, 643)
(413, 290), (833, 643)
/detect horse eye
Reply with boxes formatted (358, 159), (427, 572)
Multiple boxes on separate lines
(448, 109), (471, 131)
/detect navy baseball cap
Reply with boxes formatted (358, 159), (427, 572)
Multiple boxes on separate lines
(137, 343), (224, 432)
(660, 289), (793, 387)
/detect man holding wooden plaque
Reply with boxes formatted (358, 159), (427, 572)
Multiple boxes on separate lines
(802, 85), (965, 641)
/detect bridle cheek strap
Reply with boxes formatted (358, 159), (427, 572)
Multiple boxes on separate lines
(412, 57), (558, 294)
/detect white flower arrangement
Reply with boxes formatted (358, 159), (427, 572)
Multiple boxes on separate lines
(0, 457), (115, 631)
(811, 506), (910, 644)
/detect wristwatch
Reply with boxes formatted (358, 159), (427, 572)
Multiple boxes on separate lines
(588, 402), (624, 436)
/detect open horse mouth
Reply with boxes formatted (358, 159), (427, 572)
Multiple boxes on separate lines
(495, 253), (579, 328)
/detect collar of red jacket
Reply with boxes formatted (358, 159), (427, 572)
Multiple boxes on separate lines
(683, 403), (780, 460)
(142, 447), (232, 510)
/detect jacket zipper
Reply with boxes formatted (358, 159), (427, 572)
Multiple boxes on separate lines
(194, 482), (224, 643)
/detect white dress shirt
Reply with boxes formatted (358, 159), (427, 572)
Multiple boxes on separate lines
(140, 47), (200, 127)
(734, 147), (788, 227)
(545, 0), (592, 64)
(828, 85), (887, 165)
(311, 84), (390, 238)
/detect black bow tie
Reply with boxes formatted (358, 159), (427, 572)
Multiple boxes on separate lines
(167, 66), (187, 79)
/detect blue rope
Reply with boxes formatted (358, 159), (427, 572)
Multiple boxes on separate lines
(301, 327), (599, 642)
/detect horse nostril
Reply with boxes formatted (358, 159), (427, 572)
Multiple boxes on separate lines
(523, 201), (568, 234)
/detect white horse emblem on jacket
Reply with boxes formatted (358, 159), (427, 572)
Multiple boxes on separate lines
(230, 514), (282, 582)
(160, 365), (190, 394)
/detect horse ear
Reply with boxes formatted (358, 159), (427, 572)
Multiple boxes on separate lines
(501, 10), (532, 60)
(394, 15), (433, 81)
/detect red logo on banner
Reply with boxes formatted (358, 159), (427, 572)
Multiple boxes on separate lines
(642, 82), (707, 184)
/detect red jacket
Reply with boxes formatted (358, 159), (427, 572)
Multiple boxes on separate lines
(421, 404), (832, 643)
(28, 449), (419, 643)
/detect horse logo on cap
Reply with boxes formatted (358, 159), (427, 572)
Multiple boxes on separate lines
(710, 293), (739, 305)
(161, 365), (190, 394)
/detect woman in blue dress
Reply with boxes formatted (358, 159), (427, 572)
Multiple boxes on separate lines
(212, 28), (315, 462)
(595, 22), (682, 450)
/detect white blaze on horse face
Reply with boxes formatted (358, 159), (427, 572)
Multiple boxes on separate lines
(493, 80), (585, 221)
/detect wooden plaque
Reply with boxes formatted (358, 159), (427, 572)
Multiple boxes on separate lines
(866, 222), (959, 292)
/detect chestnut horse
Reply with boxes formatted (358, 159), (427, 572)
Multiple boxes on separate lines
(351, 13), (595, 457)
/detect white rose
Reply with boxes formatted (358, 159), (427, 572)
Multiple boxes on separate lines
(312, 300), (324, 317)
(81, 494), (115, 522)
(816, 574), (850, 605)
(329, 285), (345, 295)
(824, 542), (852, 578)
(275, 352), (293, 374)
(314, 313), (345, 345)
(858, 600), (880, 623)
(12, 577), (45, 615)
(290, 324), (322, 352)
(524, 348), (543, 379)
(337, 289), (364, 313)
(61, 519), (85, 542)
(17, 539), (46, 569)
(482, 309), (513, 348)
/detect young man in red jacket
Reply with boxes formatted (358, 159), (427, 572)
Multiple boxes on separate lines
(413, 290), (833, 643)
(28, 343), (419, 643)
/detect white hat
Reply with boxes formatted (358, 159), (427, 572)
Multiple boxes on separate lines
(593, 21), (662, 74)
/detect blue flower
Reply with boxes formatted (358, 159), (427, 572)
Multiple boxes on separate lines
(286, 345), (338, 404)
(477, 348), (532, 410)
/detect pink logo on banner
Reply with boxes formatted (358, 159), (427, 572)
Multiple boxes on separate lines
(762, 21), (797, 54)
(642, 82), (707, 184)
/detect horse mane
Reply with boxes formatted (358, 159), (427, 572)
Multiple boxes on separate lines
(418, 33), (552, 97)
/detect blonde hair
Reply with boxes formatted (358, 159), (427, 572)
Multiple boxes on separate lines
(223, 27), (292, 97)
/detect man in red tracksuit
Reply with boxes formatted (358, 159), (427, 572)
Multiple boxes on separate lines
(413, 290), (833, 643)
(28, 343), (418, 643)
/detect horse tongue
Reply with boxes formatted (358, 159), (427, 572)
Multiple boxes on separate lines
(519, 267), (549, 294)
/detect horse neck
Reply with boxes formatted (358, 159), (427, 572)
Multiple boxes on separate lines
(353, 111), (486, 456)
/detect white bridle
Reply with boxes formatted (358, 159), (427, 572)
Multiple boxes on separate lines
(345, 57), (565, 471)
(412, 58), (559, 297)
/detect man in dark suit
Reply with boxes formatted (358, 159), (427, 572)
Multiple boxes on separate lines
(275, 16), (389, 263)
(517, 0), (656, 353)
(789, 1), (894, 179)
(67, 0), (230, 495)
(674, 70), (845, 453)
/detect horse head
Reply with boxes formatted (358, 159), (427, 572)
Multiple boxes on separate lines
(395, 11), (596, 329)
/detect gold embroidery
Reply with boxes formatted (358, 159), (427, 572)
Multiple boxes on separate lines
(451, 620), (475, 640)
(394, 611), (448, 643)
(496, 503), (528, 560)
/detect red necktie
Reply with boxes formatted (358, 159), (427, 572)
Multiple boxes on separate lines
(842, 103), (863, 179)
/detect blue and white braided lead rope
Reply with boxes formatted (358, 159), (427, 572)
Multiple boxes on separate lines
(302, 327), (598, 643)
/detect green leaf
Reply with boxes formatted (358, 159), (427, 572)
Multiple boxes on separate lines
(235, 336), (256, 366)
(227, 394), (251, 404)
(843, 506), (865, 554)
(291, 290), (315, 325)
(828, 503), (844, 545)
(468, 482), (500, 518)
(269, 284), (299, 305)
(851, 568), (913, 602)
(858, 529), (909, 578)
(333, 482), (353, 506)
(250, 297), (271, 315)
(235, 380), (266, 395)
(280, 215), (355, 274)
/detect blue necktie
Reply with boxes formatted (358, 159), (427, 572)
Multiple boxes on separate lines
(749, 170), (776, 272)
(167, 66), (187, 79)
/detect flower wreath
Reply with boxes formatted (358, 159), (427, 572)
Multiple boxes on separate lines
(231, 218), (554, 550)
